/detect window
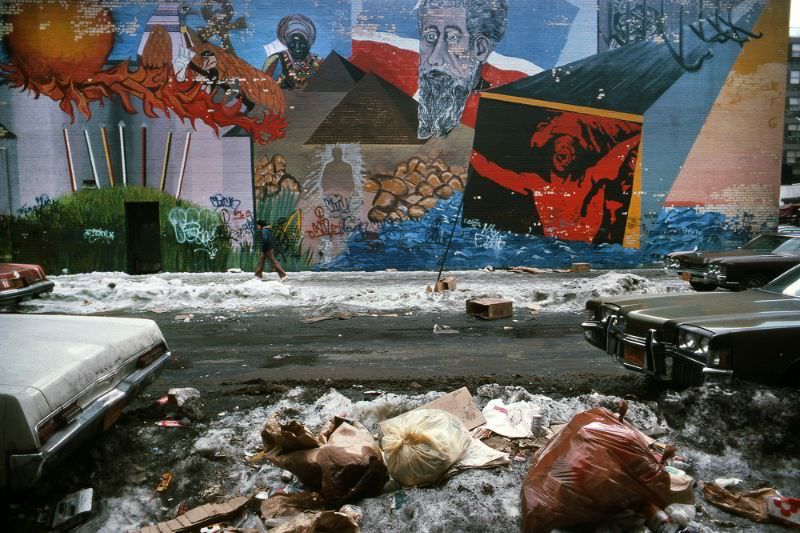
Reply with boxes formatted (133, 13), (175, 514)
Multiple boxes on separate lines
(789, 124), (800, 131)
(792, 71), (800, 84)
(793, 43), (800, 57)
(791, 97), (800, 109)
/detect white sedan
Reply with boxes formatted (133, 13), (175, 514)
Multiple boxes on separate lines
(0, 314), (171, 491)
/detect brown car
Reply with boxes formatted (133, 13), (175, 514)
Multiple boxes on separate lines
(664, 233), (800, 291)
(581, 265), (800, 387)
(0, 262), (55, 305)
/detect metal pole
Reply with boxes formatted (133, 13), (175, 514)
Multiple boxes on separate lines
(100, 126), (115, 187)
(118, 122), (127, 187)
(159, 130), (173, 193)
(84, 129), (101, 189)
(63, 128), (77, 192)
(176, 131), (191, 198)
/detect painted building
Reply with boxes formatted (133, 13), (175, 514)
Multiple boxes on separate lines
(0, 0), (790, 273)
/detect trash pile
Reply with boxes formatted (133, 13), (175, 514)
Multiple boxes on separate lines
(31, 384), (797, 532)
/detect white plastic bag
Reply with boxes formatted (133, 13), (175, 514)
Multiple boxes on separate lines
(380, 409), (471, 487)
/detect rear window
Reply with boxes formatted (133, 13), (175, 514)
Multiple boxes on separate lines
(742, 234), (790, 251)
(762, 265), (800, 297)
(772, 238), (800, 254)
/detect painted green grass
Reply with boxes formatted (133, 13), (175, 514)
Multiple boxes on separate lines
(11, 187), (315, 274)
(11, 187), (231, 273)
(227, 190), (314, 272)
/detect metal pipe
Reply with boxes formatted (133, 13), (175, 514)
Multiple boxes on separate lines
(118, 122), (127, 186)
(84, 129), (101, 189)
(159, 130), (173, 193)
(100, 126), (115, 187)
(63, 128), (77, 192)
(141, 125), (147, 187)
(176, 131), (192, 198)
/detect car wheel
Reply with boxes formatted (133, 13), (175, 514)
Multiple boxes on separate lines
(738, 274), (769, 291)
(689, 280), (716, 292)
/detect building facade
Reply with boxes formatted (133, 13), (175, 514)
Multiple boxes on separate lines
(0, 0), (790, 273)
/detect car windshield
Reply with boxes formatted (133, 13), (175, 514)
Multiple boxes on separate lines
(772, 238), (800, 254)
(741, 234), (790, 251)
(761, 265), (800, 297)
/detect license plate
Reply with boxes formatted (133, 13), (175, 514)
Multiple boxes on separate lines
(103, 401), (124, 430)
(623, 345), (645, 368)
(680, 272), (692, 281)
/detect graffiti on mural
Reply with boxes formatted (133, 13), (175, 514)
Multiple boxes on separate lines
(322, 194), (352, 217)
(467, 221), (506, 250)
(168, 206), (220, 258)
(306, 205), (371, 239)
(16, 194), (55, 217)
(209, 192), (253, 245)
(364, 157), (467, 223)
(416, 0), (508, 138)
(1, 2), (286, 143)
(264, 14), (324, 90)
(466, 108), (642, 245)
(83, 228), (116, 243)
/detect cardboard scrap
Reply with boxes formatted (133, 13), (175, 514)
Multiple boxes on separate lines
(508, 266), (571, 274)
(268, 506), (360, 533)
(302, 312), (399, 324)
(137, 496), (250, 533)
(703, 484), (779, 524)
(414, 387), (486, 430)
(260, 492), (323, 520)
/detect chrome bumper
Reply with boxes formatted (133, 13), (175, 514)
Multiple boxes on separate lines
(581, 319), (732, 384)
(7, 350), (170, 492)
(0, 279), (55, 304)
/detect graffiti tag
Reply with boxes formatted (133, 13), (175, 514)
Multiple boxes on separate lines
(168, 207), (219, 258)
(472, 223), (506, 250)
(322, 194), (351, 216)
(209, 193), (252, 245)
(83, 228), (115, 243)
(305, 205), (372, 239)
(17, 194), (54, 216)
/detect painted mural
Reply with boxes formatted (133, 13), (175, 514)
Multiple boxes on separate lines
(0, 0), (789, 273)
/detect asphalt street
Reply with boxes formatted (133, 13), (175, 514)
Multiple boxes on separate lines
(128, 308), (628, 388)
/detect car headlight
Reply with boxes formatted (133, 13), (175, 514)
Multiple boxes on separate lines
(677, 328), (712, 356)
(600, 305), (618, 320)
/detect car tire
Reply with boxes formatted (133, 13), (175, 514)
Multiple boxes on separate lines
(738, 273), (769, 291)
(689, 280), (716, 292)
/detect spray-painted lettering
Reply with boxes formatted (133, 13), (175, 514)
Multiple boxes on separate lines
(168, 207), (219, 258)
(83, 228), (115, 243)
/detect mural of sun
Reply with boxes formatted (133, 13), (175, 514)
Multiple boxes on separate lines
(1, 2), (286, 144)
(5, 2), (114, 84)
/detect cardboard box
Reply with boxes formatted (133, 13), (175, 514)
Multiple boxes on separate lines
(466, 298), (513, 320)
(415, 387), (485, 430)
(433, 276), (457, 292)
(571, 263), (591, 272)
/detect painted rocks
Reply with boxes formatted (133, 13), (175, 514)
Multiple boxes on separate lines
(365, 158), (467, 223)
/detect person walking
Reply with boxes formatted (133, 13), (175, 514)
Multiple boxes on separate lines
(254, 220), (288, 281)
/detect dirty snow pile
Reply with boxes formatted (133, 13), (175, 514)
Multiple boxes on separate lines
(76, 385), (666, 532)
(21, 269), (688, 315)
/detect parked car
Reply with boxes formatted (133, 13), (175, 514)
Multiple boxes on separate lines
(581, 265), (800, 388)
(0, 262), (55, 304)
(664, 233), (797, 291)
(0, 314), (171, 491)
(704, 236), (800, 290)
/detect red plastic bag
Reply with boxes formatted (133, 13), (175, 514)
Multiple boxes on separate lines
(521, 405), (672, 533)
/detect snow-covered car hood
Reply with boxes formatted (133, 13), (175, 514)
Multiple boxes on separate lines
(0, 314), (165, 411)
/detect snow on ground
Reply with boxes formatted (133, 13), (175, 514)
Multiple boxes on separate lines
(75, 383), (800, 533)
(20, 269), (689, 315)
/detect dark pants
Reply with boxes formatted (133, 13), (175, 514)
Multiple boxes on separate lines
(255, 248), (287, 279)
